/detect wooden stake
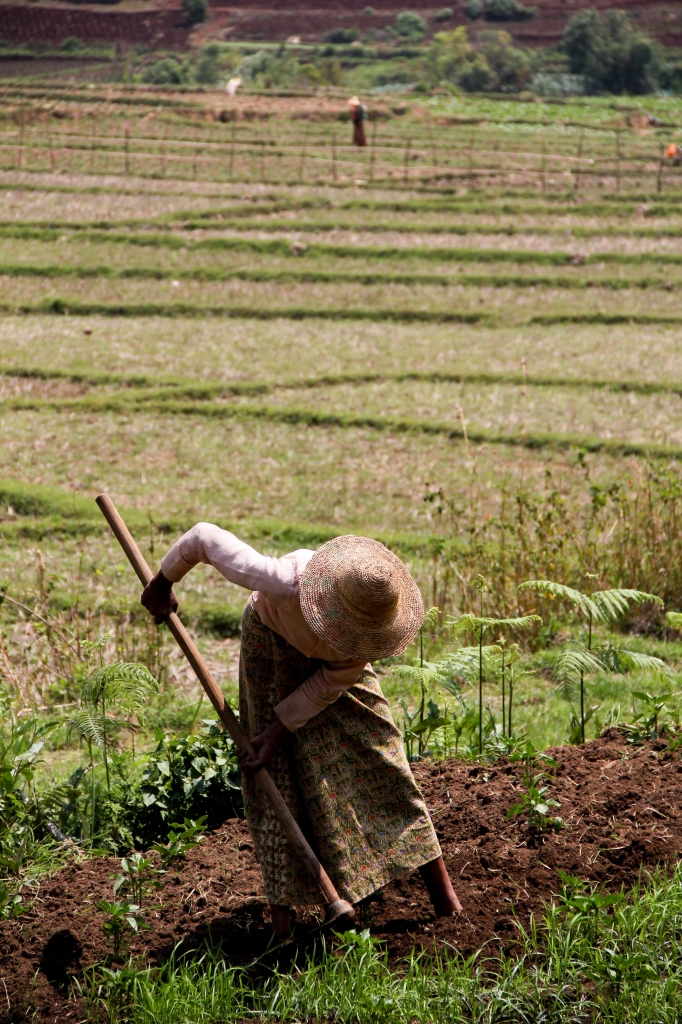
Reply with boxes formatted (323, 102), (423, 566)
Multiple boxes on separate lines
(160, 125), (166, 178)
(17, 109), (24, 170)
(468, 128), (476, 185)
(331, 132), (337, 182)
(89, 122), (95, 175)
(95, 493), (354, 924)
(540, 136), (546, 194)
(616, 125), (621, 194)
(657, 142), (664, 194)
(403, 136), (411, 185)
(49, 132), (56, 173)
(574, 128), (584, 193)
(299, 122), (309, 183)
(369, 120), (376, 183)
(260, 133), (265, 183)
(125, 126), (130, 176)
(229, 119), (236, 182)
(429, 120), (437, 171)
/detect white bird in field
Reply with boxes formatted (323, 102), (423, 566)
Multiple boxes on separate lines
(226, 77), (241, 97)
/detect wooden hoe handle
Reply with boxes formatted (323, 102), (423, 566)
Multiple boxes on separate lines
(96, 493), (353, 919)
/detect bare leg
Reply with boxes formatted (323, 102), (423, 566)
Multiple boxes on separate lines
(270, 903), (294, 938)
(419, 855), (462, 916)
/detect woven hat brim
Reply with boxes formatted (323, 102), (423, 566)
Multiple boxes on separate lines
(299, 535), (424, 661)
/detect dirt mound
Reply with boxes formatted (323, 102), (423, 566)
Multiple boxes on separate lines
(3, 731), (682, 1022)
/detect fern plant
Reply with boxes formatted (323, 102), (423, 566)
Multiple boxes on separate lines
(519, 577), (667, 743)
(67, 634), (157, 838)
(447, 576), (541, 755)
(391, 609), (456, 759)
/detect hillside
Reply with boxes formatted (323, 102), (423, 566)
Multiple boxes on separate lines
(0, 0), (681, 50)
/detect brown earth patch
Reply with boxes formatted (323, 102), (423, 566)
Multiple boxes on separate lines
(2, 730), (682, 1022)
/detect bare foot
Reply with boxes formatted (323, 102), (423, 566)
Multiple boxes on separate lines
(418, 855), (463, 916)
(269, 903), (294, 938)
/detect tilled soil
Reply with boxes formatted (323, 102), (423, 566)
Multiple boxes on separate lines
(3, 730), (682, 1022)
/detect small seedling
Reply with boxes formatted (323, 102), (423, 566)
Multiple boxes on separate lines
(97, 899), (145, 958)
(626, 689), (675, 742)
(152, 816), (207, 870)
(506, 740), (563, 833)
(113, 853), (161, 908)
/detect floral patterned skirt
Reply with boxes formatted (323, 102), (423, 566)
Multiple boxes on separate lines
(238, 601), (441, 907)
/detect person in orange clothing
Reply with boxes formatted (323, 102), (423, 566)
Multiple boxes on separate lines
(666, 143), (682, 166)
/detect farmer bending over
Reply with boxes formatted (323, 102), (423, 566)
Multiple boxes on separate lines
(142, 524), (461, 937)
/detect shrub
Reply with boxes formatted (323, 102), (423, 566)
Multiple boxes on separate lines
(182, 0), (207, 27)
(195, 42), (221, 84)
(426, 25), (529, 91)
(562, 8), (660, 94)
(485, 0), (536, 21)
(435, 7), (455, 22)
(142, 57), (190, 85)
(325, 27), (359, 44)
(464, 0), (485, 20)
(134, 722), (243, 845)
(459, 52), (496, 90)
(59, 37), (82, 53)
(362, 6), (375, 14)
(477, 28), (532, 90)
(395, 11), (428, 42)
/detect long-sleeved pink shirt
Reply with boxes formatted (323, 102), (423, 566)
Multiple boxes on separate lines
(160, 523), (369, 732)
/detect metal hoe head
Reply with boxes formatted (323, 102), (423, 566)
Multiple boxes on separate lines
(324, 898), (355, 928)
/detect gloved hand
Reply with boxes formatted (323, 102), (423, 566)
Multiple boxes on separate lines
(237, 716), (291, 772)
(141, 569), (178, 624)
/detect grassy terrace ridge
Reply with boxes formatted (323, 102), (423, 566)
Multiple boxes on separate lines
(6, 264), (682, 291)
(0, 300), (491, 324)
(1, 299), (681, 326)
(0, 477), (427, 553)
(9, 220), (682, 239)
(7, 363), (682, 399)
(5, 227), (682, 266)
(4, 390), (682, 461)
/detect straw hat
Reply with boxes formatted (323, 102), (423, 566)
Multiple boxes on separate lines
(300, 535), (424, 661)
(348, 96), (361, 106)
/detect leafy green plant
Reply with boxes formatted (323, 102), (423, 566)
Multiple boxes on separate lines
(0, 884), (23, 920)
(0, 715), (54, 825)
(506, 740), (562, 833)
(113, 853), (161, 909)
(137, 721), (242, 844)
(622, 689), (679, 743)
(152, 817), (206, 871)
(556, 870), (624, 944)
(519, 578), (666, 743)
(448, 577), (541, 754)
(67, 636), (157, 838)
(98, 899), (145, 959)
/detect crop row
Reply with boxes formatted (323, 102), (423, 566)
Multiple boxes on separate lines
(7, 363), (682, 399)
(3, 389), (681, 462)
(4, 296), (682, 325)
(4, 263), (682, 291)
(4, 226), (682, 265)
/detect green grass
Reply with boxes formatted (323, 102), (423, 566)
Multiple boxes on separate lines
(80, 865), (682, 1023)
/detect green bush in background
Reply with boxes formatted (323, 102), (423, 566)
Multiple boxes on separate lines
(562, 8), (661, 94)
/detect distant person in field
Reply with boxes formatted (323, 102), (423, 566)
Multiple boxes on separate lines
(226, 77), (241, 98)
(141, 527), (462, 939)
(348, 96), (367, 147)
(667, 143), (682, 166)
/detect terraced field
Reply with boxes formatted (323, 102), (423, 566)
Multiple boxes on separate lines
(2, 83), (682, 739)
